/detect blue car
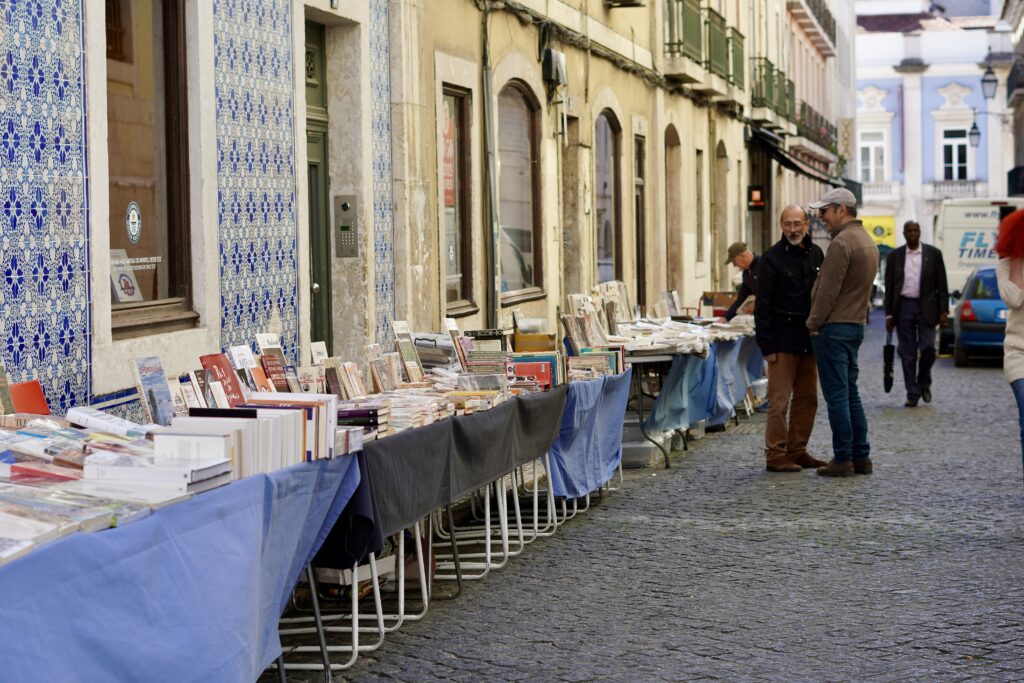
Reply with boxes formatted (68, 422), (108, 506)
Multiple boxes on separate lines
(952, 266), (1007, 367)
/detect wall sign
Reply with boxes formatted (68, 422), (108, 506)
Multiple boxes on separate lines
(747, 185), (766, 210)
(125, 201), (142, 244)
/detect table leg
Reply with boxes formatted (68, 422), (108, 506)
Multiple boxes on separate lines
(306, 563), (334, 681)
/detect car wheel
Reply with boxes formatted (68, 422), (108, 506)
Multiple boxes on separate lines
(953, 340), (969, 367)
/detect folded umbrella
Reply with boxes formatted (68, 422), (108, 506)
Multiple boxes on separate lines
(883, 330), (895, 393)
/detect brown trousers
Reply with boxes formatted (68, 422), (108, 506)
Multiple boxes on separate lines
(764, 352), (818, 463)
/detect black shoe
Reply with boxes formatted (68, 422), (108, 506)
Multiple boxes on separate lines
(921, 387), (932, 403)
(905, 397), (919, 407)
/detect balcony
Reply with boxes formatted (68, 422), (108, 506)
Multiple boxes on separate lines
(924, 180), (985, 200)
(862, 181), (901, 203)
(1009, 59), (1024, 108)
(664, 0), (704, 83)
(751, 58), (776, 112)
(795, 100), (837, 154)
(786, 0), (836, 57)
(728, 28), (744, 89)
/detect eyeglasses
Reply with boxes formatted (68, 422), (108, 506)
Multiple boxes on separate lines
(781, 220), (807, 228)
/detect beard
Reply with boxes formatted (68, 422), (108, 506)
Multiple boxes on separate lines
(786, 233), (805, 246)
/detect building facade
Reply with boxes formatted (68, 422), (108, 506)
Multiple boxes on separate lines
(856, 0), (1014, 247)
(1001, 0), (1024, 194)
(0, 0), (857, 418)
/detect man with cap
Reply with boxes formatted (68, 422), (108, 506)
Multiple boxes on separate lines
(722, 242), (760, 321)
(806, 187), (879, 477)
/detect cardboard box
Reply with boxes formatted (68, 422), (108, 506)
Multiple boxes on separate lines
(513, 332), (557, 352)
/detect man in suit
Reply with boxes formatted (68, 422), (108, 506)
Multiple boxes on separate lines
(884, 220), (950, 407)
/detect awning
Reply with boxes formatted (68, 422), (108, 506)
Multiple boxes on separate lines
(750, 127), (838, 186)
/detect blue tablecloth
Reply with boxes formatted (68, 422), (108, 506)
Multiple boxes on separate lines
(642, 349), (719, 433)
(548, 369), (632, 498)
(0, 455), (361, 683)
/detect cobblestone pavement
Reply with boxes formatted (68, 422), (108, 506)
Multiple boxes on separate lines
(281, 317), (1024, 682)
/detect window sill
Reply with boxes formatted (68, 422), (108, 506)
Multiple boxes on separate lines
(500, 288), (546, 307)
(112, 298), (200, 340)
(446, 300), (480, 318)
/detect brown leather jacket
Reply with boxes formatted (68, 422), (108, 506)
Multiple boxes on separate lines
(806, 220), (879, 332)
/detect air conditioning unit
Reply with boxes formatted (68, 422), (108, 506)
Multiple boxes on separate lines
(542, 49), (568, 88)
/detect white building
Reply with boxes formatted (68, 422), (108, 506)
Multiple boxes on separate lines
(855, 0), (1014, 246)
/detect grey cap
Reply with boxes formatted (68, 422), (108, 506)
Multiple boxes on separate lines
(725, 242), (747, 264)
(808, 187), (857, 210)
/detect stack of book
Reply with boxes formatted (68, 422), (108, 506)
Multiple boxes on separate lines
(337, 399), (390, 441)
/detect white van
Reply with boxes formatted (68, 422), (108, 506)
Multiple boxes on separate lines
(934, 198), (1024, 295)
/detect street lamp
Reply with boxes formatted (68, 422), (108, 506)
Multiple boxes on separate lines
(969, 120), (982, 148)
(981, 65), (998, 101)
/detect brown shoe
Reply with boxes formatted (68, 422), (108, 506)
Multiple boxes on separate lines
(853, 458), (873, 475)
(766, 458), (802, 472)
(816, 459), (854, 477)
(790, 452), (828, 469)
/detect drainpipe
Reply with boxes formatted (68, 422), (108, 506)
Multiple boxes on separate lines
(481, 4), (500, 328)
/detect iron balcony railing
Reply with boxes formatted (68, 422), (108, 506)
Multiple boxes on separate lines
(665, 0), (703, 65)
(751, 58), (775, 109)
(800, 0), (836, 48)
(797, 100), (838, 152)
(728, 28), (744, 88)
(774, 69), (788, 114)
(704, 7), (728, 79)
(785, 78), (796, 121)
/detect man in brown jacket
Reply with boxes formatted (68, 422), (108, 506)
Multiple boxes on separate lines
(806, 187), (879, 477)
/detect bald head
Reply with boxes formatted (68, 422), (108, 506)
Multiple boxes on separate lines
(780, 204), (809, 245)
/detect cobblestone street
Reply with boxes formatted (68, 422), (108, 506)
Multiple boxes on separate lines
(328, 317), (1024, 682)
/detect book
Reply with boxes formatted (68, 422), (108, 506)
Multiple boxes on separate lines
(249, 365), (276, 393)
(188, 370), (212, 409)
(310, 341), (329, 366)
(366, 344), (395, 393)
(392, 321), (424, 381)
(228, 344), (258, 370)
(208, 381), (230, 409)
(199, 353), (247, 407)
(296, 366), (323, 393)
(178, 376), (203, 409)
(0, 363), (14, 415)
(261, 354), (291, 392)
(166, 377), (190, 417)
(324, 365), (345, 399)
(133, 357), (176, 427)
(65, 406), (155, 439)
(84, 450), (232, 485)
(284, 365), (302, 393)
(255, 333), (283, 355)
(9, 380), (50, 415)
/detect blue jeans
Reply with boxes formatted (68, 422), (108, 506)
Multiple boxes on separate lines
(811, 323), (869, 463)
(1012, 379), (1024, 479)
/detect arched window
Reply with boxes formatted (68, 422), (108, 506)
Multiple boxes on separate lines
(594, 110), (621, 283)
(497, 83), (542, 294)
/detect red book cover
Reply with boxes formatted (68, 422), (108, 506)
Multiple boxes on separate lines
(11, 461), (82, 482)
(199, 354), (247, 407)
(261, 353), (291, 392)
(9, 380), (50, 415)
(511, 361), (553, 390)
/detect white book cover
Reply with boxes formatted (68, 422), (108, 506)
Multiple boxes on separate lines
(169, 417), (256, 479)
(228, 345), (258, 370)
(166, 377), (190, 418)
(179, 378), (203, 410)
(208, 381), (230, 410)
(0, 509), (60, 544)
(56, 480), (191, 508)
(65, 406), (154, 439)
(310, 341), (329, 366)
(255, 333), (282, 355)
(153, 431), (233, 465)
(83, 450), (232, 484)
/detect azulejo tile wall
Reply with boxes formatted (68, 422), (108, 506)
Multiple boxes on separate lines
(370, 0), (395, 344)
(0, 0), (91, 412)
(213, 0), (299, 363)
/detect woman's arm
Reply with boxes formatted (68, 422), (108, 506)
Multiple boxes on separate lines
(998, 258), (1024, 310)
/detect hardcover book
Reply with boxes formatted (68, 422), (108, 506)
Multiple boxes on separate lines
(261, 354), (291, 392)
(199, 354), (247, 407)
(310, 341), (329, 366)
(133, 357), (176, 426)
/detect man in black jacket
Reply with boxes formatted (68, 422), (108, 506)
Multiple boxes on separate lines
(884, 220), (949, 407)
(754, 205), (826, 472)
